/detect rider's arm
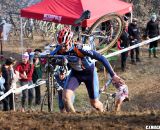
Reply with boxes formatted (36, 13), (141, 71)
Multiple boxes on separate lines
(50, 45), (62, 55)
(79, 49), (115, 77)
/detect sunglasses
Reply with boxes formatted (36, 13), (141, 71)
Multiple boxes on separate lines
(60, 73), (65, 75)
(61, 44), (69, 48)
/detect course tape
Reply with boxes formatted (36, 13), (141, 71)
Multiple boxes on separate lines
(104, 36), (160, 58)
(0, 80), (46, 101)
(0, 36), (159, 101)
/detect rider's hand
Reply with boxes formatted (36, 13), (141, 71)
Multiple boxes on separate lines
(112, 74), (125, 85)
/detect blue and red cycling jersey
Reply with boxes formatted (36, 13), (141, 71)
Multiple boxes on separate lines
(50, 44), (115, 77)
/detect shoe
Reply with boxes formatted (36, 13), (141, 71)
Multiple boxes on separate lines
(154, 55), (158, 58)
(122, 68), (127, 72)
(35, 101), (41, 105)
(136, 58), (141, 62)
(123, 97), (129, 102)
(131, 60), (136, 65)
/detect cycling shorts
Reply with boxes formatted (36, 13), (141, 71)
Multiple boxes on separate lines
(64, 66), (99, 99)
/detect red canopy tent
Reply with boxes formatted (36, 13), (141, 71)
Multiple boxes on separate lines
(21, 0), (132, 27)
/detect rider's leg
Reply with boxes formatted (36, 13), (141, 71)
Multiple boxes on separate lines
(115, 99), (122, 112)
(63, 74), (79, 112)
(63, 89), (75, 112)
(90, 98), (104, 112)
(86, 66), (104, 112)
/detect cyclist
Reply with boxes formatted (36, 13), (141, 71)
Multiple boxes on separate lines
(50, 26), (123, 112)
(100, 75), (129, 112)
(54, 66), (74, 112)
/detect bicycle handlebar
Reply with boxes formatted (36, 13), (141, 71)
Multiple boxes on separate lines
(40, 54), (78, 67)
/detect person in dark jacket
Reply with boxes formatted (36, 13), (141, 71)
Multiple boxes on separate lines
(145, 13), (159, 58)
(0, 65), (8, 111)
(1, 58), (14, 111)
(118, 24), (129, 71)
(128, 18), (141, 64)
(32, 54), (42, 105)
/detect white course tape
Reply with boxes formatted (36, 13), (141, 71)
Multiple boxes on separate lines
(0, 89), (13, 101)
(0, 80), (46, 101)
(104, 36), (160, 58)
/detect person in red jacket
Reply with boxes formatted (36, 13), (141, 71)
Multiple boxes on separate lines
(15, 52), (34, 112)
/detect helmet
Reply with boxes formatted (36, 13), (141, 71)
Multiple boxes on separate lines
(58, 66), (66, 74)
(57, 27), (73, 45)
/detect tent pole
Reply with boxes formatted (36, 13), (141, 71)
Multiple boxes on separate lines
(20, 17), (24, 54)
(131, 11), (133, 23)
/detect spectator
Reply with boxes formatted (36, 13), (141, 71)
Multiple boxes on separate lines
(15, 52), (34, 112)
(0, 65), (5, 95)
(54, 67), (68, 112)
(128, 18), (141, 64)
(9, 57), (18, 89)
(1, 58), (14, 111)
(118, 23), (129, 71)
(145, 13), (159, 58)
(32, 54), (42, 105)
(0, 64), (8, 111)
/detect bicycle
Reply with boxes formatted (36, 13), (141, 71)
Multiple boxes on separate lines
(40, 55), (68, 112)
(74, 11), (124, 54)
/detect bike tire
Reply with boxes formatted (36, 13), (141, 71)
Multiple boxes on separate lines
(40, 92), (47, 111)
(103, 94), (115, 112)
(88, 13), (123, 54)
(103, 100), (110, 111)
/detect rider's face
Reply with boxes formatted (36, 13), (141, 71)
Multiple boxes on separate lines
(61, 42), (71, 52)
(59, 72), (66, 80)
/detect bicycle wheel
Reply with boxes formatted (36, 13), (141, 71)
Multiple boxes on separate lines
(41, 72), (57, 112)
(41, 91), (48, 111)
(40, 90), (55, 112)
(103, 100), (110, 111)
(88, 13), (123, 54)
(103, 94), (115, 112)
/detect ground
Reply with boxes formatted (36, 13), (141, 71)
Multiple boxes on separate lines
(0, 39), (160, 129)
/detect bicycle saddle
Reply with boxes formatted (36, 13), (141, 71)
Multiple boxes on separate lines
(74, 10), (91, 25)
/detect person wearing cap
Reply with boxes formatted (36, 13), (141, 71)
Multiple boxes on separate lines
(1, 58), (14, 111)
(145, 13), (159, 58)
(32, 54), (42, 105)
(15, 52), (34, 112)
(128, 18), (141, 64)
